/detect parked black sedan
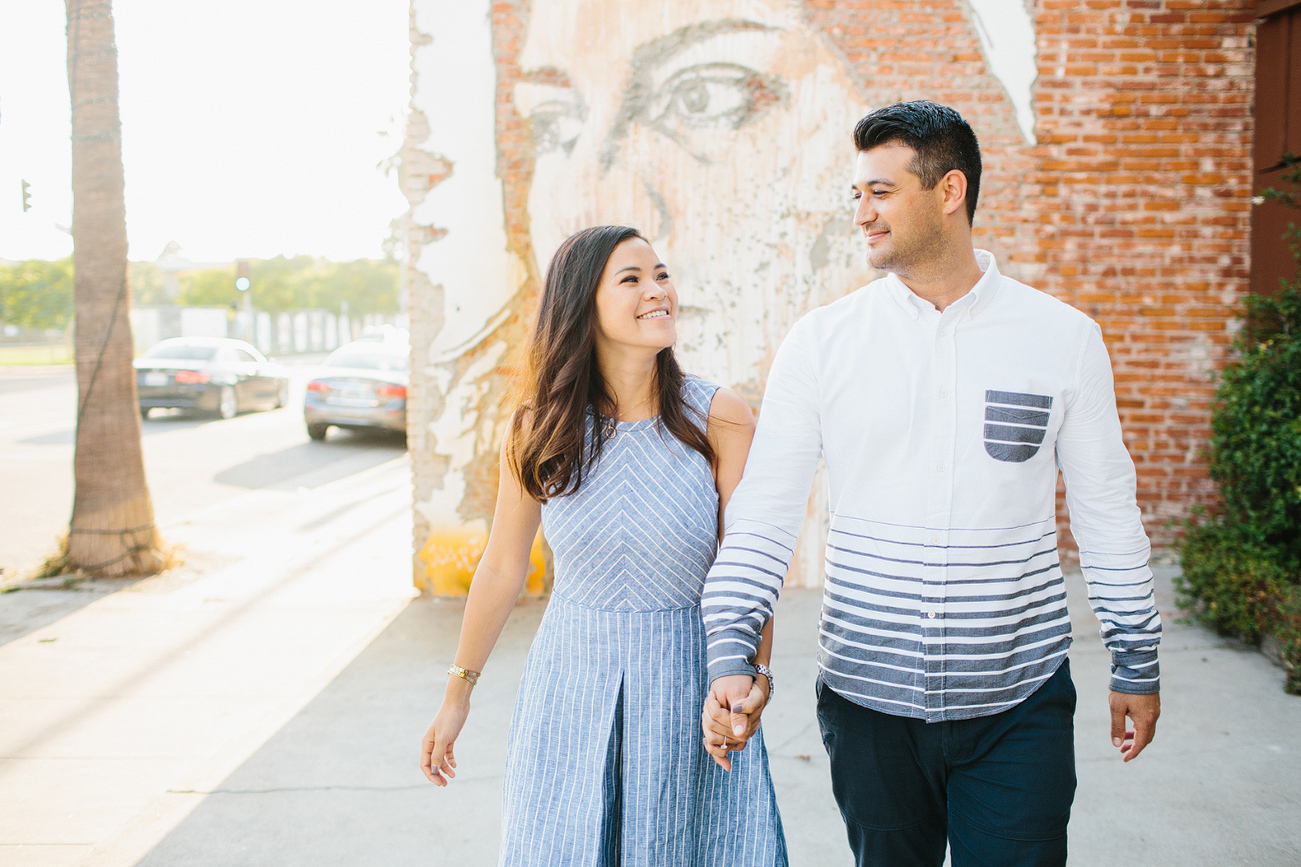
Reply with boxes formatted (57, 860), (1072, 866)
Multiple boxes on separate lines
(304, 341), (408, 441)
(135, 337), (289, 420)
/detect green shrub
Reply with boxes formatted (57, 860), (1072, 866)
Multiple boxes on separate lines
(1177, 157), (1301, 690)
(1277, 585), (1301, 695)
(1177, 520), (1291, 643)
(1207, 284), (1301, 570)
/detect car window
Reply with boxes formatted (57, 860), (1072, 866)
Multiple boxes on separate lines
(233, 348), (259, 364)
(323, 350), (409, 372)
(142, 343), (218, 361)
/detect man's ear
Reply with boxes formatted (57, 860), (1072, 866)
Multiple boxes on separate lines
(939, 169), (968, 218)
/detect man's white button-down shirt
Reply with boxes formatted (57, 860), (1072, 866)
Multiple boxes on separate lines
(701, 250), (1160, 722)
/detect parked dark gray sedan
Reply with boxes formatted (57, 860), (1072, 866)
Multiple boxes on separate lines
(304, 341), (408, 441)
(135, 337), (289, 420)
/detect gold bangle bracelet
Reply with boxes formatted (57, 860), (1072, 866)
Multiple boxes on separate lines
(447, 664), (480, 686)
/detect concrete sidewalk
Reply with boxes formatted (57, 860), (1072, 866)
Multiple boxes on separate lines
(3, 518), (1300, 864)
(131, 568), (1301, 867)
(0, 456), (416, 866)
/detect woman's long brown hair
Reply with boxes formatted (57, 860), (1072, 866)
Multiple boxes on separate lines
(507, 225), (716, 502)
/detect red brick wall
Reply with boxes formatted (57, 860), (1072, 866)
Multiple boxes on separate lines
(476, 0), (1257, 551)
(1031, 0), (1256, 546)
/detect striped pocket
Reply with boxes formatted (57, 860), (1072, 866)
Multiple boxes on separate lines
(984, 390), (1052, 463)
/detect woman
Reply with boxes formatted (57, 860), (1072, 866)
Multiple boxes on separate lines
(419, 225), (787, 865)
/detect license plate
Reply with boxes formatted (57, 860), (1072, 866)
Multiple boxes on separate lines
(144, 372), (169, 386)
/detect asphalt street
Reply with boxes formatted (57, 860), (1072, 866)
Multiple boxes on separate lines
(0, 360), (406, 583)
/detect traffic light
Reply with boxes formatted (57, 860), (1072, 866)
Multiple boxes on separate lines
(21, 180), (31, 212)
(235, 259), (250, 292)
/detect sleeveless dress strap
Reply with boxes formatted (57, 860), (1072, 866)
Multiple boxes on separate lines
(682, 375), (721, 433)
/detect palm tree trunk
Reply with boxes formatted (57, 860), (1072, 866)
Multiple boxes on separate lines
(65, 0), (164, 576)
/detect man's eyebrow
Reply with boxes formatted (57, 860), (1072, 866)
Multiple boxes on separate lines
(854, 179), (900, 189)
(601, 19), (776, 171)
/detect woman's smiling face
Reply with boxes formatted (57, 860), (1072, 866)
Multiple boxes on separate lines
(593, 236), (678, 357)
(515, 0), (875, 390)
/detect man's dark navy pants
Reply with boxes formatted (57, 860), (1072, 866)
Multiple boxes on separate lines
(816, 660), (1077, 867)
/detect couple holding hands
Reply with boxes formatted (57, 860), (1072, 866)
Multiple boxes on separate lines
(420, 101), (1162, 867)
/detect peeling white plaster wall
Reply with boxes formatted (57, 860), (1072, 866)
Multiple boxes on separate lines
(968, 0), (1039, 143)
(408, 0), (523, 572)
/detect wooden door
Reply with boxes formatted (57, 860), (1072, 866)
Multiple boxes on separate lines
(1253, 1), (1301, 296)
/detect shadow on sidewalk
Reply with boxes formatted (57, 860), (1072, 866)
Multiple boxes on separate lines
(134, 576), (1301, 867)
(135, 595), (545, 866)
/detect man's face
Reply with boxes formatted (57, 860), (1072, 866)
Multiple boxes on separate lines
(851, 143), (947, 277)
(515, 0), (874, 388)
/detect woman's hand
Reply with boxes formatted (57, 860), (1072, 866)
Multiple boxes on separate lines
(701, 674), (770, 771)
(420, 690), (472, 786)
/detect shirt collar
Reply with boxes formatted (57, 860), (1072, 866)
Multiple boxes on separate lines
(884, 248), (1003, 320)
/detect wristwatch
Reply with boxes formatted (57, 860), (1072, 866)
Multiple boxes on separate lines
(754, 663), (774, 698)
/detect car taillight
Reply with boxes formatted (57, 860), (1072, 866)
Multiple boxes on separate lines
(376, 384), (407, 399)
(174, 369), (209, 384)
(306, 380), (330, 393)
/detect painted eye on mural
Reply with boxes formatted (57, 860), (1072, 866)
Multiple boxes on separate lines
(647, 63), (784, 134)
(528, 101), (584, 155)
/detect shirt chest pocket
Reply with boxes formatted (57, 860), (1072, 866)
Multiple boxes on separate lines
(983, 389), (1053, 463)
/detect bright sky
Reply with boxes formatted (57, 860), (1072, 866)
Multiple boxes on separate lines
(0, 0), (409, 264)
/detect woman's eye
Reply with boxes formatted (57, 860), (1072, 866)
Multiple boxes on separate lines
(648, 63), (784, 133)
(528, 101), (584, 155)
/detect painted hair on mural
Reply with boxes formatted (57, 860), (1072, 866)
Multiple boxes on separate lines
(507, 225), (715, 502)
(854, 100), (982, 224)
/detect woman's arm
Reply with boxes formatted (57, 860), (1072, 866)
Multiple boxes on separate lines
(420, 427), (542, 786)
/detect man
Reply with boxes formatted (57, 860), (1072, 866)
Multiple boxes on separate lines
(700, 101), (1161, 866)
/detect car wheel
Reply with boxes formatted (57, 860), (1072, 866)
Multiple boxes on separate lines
(307, 423), (329, 441)
(218, 385), (238, 420)
(274, 381), (289, 409)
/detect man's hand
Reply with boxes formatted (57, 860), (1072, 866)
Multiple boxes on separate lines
(1109, 690), (1160, 762)
(703, 674), (763, 771)
(702, 676), (769, 770)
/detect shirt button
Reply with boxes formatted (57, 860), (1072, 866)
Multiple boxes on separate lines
(938, 327), (948, 337)
(936, 463), (946, 472)
(927, 611), (937, 619)
(938, 388), (948, 398)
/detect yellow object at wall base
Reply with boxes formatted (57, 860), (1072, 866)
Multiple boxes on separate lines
(417, 527), (546, 597)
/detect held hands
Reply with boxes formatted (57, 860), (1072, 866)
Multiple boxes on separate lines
(701, 673), (769, 771)
(1108, 690), (1160, 762)
(420, 682), (473, 786)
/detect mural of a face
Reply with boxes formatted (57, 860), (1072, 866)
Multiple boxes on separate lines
(514, 0), (875, 394)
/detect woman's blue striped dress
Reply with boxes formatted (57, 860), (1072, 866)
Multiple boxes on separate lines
(499, 377), (787, 866)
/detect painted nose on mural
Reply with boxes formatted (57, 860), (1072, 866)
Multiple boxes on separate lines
(562, 125), (671, 243)
(591, 161), (671, 243)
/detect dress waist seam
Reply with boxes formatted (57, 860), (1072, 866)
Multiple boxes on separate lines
(549, 591), (702, 614)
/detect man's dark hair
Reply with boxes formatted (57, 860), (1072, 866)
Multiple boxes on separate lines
(853, 101), (982, 224)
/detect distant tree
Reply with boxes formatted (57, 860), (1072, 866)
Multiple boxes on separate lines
(174, 257), (398, 315)
(0, 258), (74, 331)
(128, 260), (169, 305)
(65, 0), (164, 576)
(175, 265), (239, 308)
(306, 258), (399, 314)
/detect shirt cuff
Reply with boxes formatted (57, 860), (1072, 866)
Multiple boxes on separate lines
(706, 630), (759, 684)
(1109, 649), (1160, 695)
